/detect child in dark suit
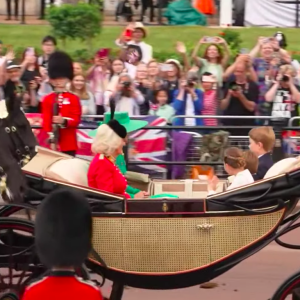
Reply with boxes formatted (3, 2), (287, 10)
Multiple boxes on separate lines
(249, 126), (275, 180)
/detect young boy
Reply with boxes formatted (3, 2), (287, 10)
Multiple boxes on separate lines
(22, 188), (103, 300)
(249, 126), (275, 180)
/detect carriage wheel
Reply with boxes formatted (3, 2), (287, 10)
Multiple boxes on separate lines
(0, 204), (36, 221)
(0, 217), (45, 300)
(270, 271), (300, 300)
(0, 290), (19, 300)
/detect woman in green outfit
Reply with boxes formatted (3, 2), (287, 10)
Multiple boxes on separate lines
(89, 111), (149, 198)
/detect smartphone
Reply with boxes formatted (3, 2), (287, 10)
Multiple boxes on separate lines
(263, 38), (271, 43)
(26, 47), (35, 56)
(97, 48), (109, 58)
(160, 64), (173, 72)
(240, 48), (249, 54)
(204, 37), (215, 43)
(124, 29), (132, 38)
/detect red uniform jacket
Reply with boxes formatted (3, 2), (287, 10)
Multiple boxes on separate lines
(88, 154), (130, 198)
(22, 271), (103, 300)
(42, 92), (81, 152)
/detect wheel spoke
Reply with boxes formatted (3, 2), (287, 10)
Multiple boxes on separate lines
(8, 229), (13, 286)
(25, 209), (32, 221)
(0, 218), (42, 297)
(16, 251), (35, 287)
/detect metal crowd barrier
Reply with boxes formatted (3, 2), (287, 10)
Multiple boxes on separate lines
(29, 114), (300, 179)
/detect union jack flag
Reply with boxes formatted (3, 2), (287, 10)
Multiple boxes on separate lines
(25, 114), (168, 176)
(129, 116), (168, 175)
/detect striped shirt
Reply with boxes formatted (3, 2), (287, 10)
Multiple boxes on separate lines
(202, 90), (218, 126)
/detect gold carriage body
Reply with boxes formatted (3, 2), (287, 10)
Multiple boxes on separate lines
(21, 147), (298, 289)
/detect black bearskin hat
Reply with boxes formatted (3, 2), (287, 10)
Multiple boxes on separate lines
(107, 99), (127, 138)
(48, 51), (74, 80)
(35, 188), (92, 268)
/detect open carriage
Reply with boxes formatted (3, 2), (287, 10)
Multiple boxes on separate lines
(1, 147), (300, 300)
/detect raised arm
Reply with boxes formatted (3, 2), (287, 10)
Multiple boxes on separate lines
(249, 37), (264, 58)
(191, 38), (206, 68)
(175, 41), (191, 72)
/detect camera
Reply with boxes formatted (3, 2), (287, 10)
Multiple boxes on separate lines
(187, 77), (198, 87)
(187, 79), (195, 87)
(282, 75), (289, 82)
(122, 81), (131, 88)
(229, 81), (239, 91)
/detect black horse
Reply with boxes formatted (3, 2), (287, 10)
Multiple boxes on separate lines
(0, 84), (37, 202)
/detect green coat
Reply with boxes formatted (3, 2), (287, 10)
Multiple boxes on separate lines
(116, 154), (140, 198)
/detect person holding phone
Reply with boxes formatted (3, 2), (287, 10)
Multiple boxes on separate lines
(172, 72), (203, 127)
(106, 73), (145, 116)
(86, 49), (111, 116)
(115, 22), (153, 64)
(19, 48), (41, 112)
(223, 52), (258, 83)
(265, 64), (300, 122)
(221, 62), (259, 136)
(192, 36), (230, 87)
(249, 36), (291, 121)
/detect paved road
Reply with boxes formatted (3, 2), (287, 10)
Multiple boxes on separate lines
(98, 227), (300, 300)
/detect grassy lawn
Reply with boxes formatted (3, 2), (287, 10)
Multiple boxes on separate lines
(2, 25), (300, 54)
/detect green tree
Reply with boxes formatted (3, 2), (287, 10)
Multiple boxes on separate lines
(46, 2), (102, 51)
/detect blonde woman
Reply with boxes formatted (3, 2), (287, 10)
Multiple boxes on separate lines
(265, 64), (300, 120)
(69, 74), (96, 115)
(73, 62), (83, 76)
(87, 109), (130, 198)
(147, 59), (160, 82)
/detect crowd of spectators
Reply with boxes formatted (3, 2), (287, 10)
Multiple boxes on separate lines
(0, 23), (299, 136)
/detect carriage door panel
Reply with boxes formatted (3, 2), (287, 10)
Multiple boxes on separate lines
(209, 210), (285, 264)
(121, 217), (211, 274)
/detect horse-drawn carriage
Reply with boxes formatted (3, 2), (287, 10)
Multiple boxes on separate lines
(0, 147), (300, 300)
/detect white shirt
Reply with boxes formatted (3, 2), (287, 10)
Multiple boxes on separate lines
(105, 90), (145, 116)
(115, 39), (153, 64)
(116, 96), (143, 116)
(124, 62), (137, 80)
(184, 94), (196, 126)
(208, 169), (254, 196)
(226, 169), (254, 191)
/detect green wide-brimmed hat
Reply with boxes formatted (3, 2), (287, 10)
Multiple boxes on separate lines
(88, 112), (148, 138)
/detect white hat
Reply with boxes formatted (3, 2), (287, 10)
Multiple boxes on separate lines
(134, 22), (147, 38)
(165, 59), (182, 70)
